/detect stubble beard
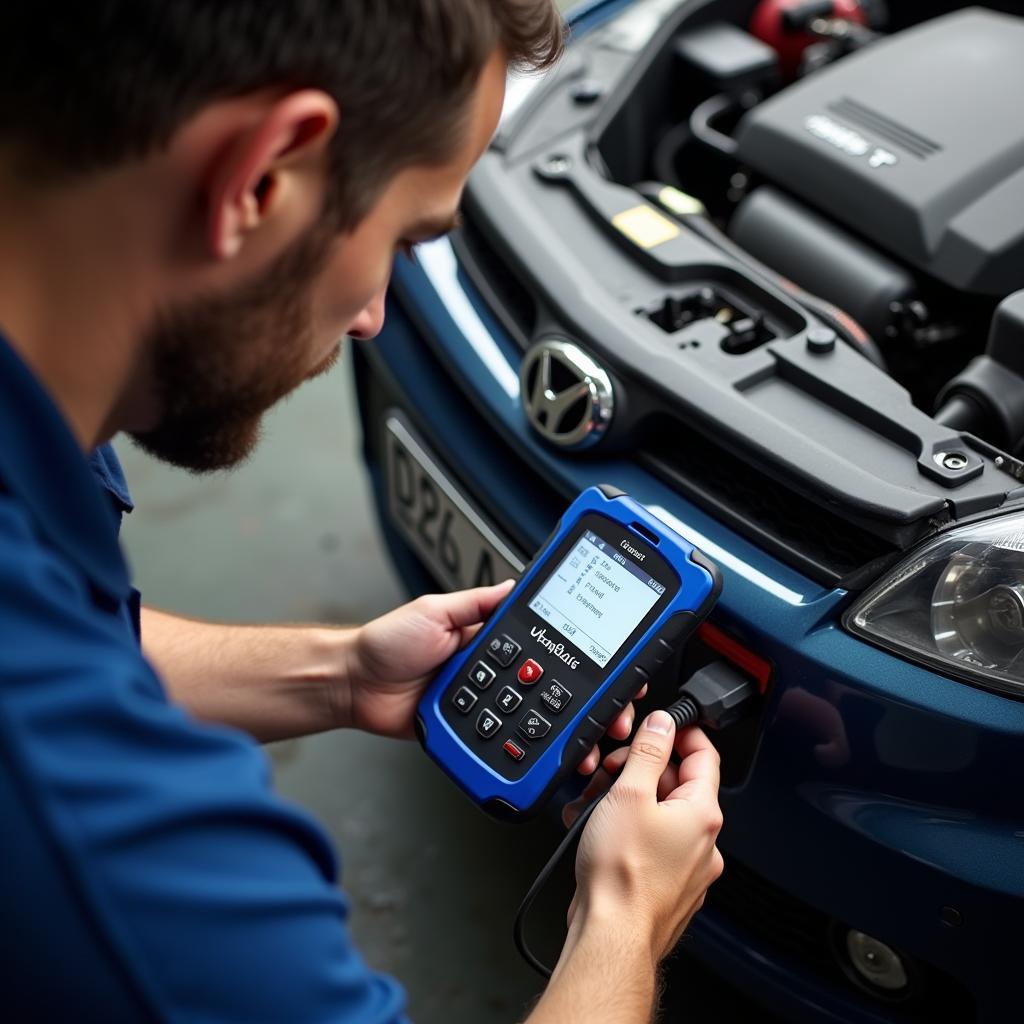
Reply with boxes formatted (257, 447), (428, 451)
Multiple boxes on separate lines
(130, 222), (337, 474)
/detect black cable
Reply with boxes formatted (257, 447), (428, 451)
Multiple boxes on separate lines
(512, 692), (706, 978)
(512, 794), (599, 979)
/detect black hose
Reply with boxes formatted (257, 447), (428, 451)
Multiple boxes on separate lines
(689, 94), (740, 158)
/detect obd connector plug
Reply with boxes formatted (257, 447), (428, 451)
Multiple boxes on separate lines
(514, 661), (756, 978)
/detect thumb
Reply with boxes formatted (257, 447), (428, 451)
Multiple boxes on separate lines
(614, 710), (676, 798)
(440, 579), (515, 630)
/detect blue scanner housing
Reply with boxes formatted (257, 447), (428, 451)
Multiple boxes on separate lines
(416, 485), (721, 820)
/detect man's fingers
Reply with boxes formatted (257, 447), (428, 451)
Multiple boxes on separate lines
(667, 727), (721, 805)
(614, 710), (676, 797)
(563, 763), (615, 826)
(458, 623), (483, 648)
(435, 580), (515, 630)
(601, 745), (630, 776)
(576, 745), (600, 776)
(605, 703), (635, 742)
(656, 761), (679, 802)
(673, 723), (717, 763)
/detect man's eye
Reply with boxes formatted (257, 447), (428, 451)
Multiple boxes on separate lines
(398, 241), (420, 264)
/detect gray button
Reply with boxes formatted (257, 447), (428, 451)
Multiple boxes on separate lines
(469, 661), (496, 690)
(539, 681), (572, 715)
(486, 634), (521, 668)
(452, 686), (478, 714)
(517, 710), (552, 741)
(496, 686), (522, 714)
(476, 709), (502, 739)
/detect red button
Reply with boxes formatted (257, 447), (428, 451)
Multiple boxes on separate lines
(517, 659), (544, 686)
(503, 739), (526, 761)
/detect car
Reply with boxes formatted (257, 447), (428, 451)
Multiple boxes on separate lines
(353, 1), (1024, 1021)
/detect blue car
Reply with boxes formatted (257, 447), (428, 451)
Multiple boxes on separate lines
(355, 1), (1024, 1020)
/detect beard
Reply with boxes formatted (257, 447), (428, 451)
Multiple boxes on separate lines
(130, 221), (338, 473)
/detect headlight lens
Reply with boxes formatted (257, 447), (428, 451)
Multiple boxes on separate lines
(845, 510), (1024, 698)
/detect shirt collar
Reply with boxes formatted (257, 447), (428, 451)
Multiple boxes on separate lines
(0, 333), (131, 600)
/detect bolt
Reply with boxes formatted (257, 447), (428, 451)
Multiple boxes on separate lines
(940, 906), (963, 928)
(807, 327), (837, 354)
(538, 154), (572, 178)
(942, 453), (969, 471)
(995, 456), (1006, 468)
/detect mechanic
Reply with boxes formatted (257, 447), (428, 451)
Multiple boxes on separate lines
(0, 3), (723, 1022)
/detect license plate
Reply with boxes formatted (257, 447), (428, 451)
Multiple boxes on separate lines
(385, 413), (524, 592)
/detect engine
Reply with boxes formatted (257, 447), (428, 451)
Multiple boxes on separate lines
(655, 1), (1024, 452)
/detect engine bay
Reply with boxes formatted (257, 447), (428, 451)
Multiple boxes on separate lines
(450, 0), (1024, 585)
(595, 1), (1024, 426)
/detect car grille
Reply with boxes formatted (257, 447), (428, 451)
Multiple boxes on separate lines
(452, 209), (901, 589)
(708, 856), (976, 1023)
(640, 414), (899, 588)
(452, 210), (537, 350)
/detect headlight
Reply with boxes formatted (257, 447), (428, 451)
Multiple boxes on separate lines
(845, 509), (1024, 698)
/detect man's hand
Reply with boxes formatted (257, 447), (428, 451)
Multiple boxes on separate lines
(345, 584), (645, 765)
(571, 711), (724, 960)
(528, 712), (723, 1024)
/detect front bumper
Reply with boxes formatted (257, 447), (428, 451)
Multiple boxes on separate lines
(353, 247), (1024, 1022)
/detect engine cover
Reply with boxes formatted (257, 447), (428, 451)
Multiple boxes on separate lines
(734, 8), (1024, 296)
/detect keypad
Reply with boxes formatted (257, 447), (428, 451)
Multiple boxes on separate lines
(447, 628), (591, 776)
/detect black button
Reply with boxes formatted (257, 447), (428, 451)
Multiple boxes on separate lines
(476, 709), (502, 739)
(496, 686), (522, 714)
(655, 612), (696, 645)
(486, 634), (521, 668)
(468, 660), (496, 690)
(452, 686), (478, 714)
(517, 710), (552, 741)
(539, 681), (572, 715)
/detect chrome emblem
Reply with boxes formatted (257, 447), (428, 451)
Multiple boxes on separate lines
(520, 338), (614, 449)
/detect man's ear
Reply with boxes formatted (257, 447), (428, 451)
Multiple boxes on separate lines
(205, 90), (339, 261)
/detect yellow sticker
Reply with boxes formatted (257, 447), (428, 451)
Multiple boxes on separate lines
(657, 186), (705, 217)
(611, 204), (681, 250)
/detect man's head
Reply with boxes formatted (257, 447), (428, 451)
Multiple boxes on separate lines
(0, 2), (562, 470)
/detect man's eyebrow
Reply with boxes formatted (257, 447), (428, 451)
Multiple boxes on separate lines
(406, 210), (464, 241)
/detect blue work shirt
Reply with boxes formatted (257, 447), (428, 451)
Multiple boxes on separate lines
(0, 334), (407, 1023)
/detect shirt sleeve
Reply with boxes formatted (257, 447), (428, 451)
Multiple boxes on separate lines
(0, 502), (408, 1024)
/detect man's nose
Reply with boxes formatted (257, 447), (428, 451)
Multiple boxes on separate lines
(347, 289), (388, 341)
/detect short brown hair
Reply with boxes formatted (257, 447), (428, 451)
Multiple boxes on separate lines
(0, 1), (565, 228)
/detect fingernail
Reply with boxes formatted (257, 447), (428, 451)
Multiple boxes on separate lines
(644, 710), (672, 735)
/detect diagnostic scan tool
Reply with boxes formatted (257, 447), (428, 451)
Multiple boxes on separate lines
(416, 486), (721, 819)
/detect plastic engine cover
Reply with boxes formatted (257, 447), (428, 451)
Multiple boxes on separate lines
(734, 8), (1024, 296)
